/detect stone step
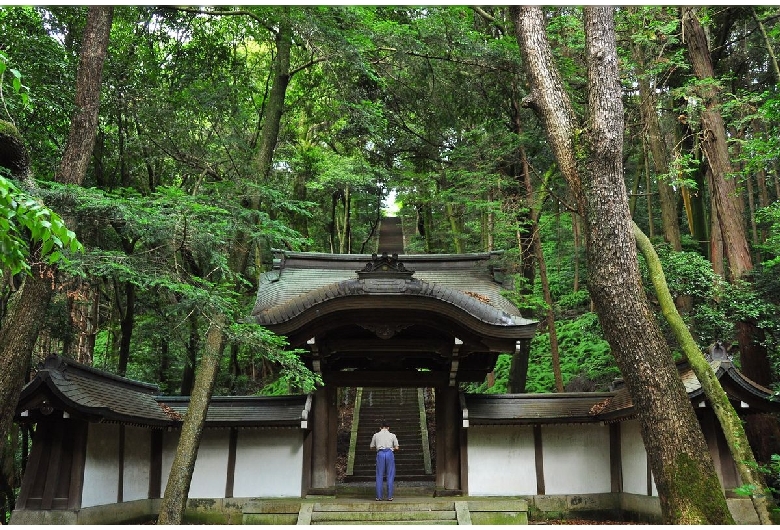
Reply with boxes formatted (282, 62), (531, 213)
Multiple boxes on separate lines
(243, 498), (529, 525)
(348, 472), (429, 479)
(308, 500), (458, 525)
(312, 521), (457, 525)
(310, 511), (457, 523)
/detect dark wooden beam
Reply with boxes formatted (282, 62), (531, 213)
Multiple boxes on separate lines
(534, 425), (545, 495)
(322, 338), (451, 353)
(323, 370), (448, 387)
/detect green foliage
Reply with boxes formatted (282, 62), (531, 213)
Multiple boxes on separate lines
(468, 312), (618, 395)
(734, 454), (780, 501)
(756, 201), (780, 269)
(526, 312), (618, 393)
(557, 288), (591, 312)
(0, 175), (82, 275)
(226, 322), (322, 394)
(0, 50), (32, 117)
(638, 243), (718, 302)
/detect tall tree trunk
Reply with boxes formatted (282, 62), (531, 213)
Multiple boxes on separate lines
(157, 315), (226, 525)
(682, 9), (773, 414)
(572, 213), (581, 292)
(752, 7), (780, 83)
(57, 6), (114, 185)
(0, 5), (113, 460)
(116, 281), (135, 376)
(534, 232), (563, 392)
(254, 15), (291, 186)
(446, 202), (465, 253)
(232, 14), (293, 275)
(638, 76), (681, 250)
(0, 264), (53, 465)
(513, 6), (733, 523)
(180, 314), (200, 396)
(708, 168), (726, 278)
(682, 7), (752, 281)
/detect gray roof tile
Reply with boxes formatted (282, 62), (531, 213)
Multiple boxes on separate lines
(252, 252), (534, 329)
(16, 356), (310, 428)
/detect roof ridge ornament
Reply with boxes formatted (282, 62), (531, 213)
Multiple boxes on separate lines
(357, 252), (415, 279)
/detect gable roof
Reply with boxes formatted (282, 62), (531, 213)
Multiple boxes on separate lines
(15, 356), (311, 429)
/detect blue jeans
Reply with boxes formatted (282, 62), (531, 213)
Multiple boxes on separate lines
(375, 449), (396, 499)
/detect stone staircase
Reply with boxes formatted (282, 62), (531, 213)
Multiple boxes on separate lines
(345, 387), (432, 482)
(377, 216), (405, 255)
(242, 498), (529, 525)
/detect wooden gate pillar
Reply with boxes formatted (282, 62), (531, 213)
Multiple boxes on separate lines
(309, 385), (337, 494)
(435, 386), (461, 493)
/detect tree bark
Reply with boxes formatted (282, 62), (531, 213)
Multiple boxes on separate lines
(0, 266), (53, 462)
(513, 6), (733, 523)
(57, 6), (114, 185)
(232, 13), (293, 275)
(682, 8), (774, 416)
(534, 230), (563, 392)
(157, 315), (226, 524)
(682, 7), (752, 281)
(638, 76), (681, 250)
(0, 5), (113, 460)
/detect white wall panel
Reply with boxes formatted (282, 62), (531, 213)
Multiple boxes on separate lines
(233, 429), (303, 498)
(621, 419), (656, 496)
(466, 425), (537, 495)
(542, 424), (611, 494)
(122, 426), (151, 502)
(82, 423), (120, 508)
(188, 429), (230, 498)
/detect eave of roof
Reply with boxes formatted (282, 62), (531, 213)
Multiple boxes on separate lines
(251, 251), (537, 339)
(466, 360), (780, 426)
(463, 392), (618, 425)
(159, 395), (310, 427)
(16, 356), (173, 427)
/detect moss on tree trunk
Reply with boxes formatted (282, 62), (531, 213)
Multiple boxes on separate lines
(634, 222), (774, 524)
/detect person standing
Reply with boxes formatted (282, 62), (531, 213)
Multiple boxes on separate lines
(370, 419), (399, 501)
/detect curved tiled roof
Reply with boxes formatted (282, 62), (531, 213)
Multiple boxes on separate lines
(17, 356), (172, 426)
(251, 251), (536, 337)
(16, 356), (310, 429)
(254, 277), (529, 328)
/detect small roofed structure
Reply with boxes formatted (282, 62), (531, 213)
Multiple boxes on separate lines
(13, 355), (311, 520)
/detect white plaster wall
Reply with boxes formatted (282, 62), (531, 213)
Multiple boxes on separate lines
(466, 425), (537, 495)
(122, 426), (151, 502)
(188, 429), (230, 498)
(620, 419), (652, 495)
(160, 429), (230, 498)
(160, 429), (180, 494)
(542, 423), (611, 494)
(233, 429), (303, 498)
(82, 423), (120, 508)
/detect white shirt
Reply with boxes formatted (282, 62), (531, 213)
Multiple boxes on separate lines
(370, 428), (399, 451)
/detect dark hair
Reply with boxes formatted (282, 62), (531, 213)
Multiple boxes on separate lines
(381, 420), (389, 428)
